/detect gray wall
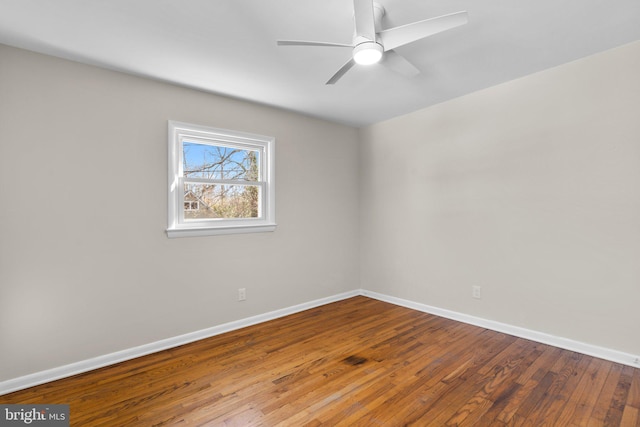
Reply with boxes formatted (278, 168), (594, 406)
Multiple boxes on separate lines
(0, 44), (360, 381)
(360, 41), (640, 356)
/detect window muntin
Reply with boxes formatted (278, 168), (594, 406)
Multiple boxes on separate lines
(167, 121), (275, 237)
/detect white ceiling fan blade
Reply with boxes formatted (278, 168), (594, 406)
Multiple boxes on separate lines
(378, 11), (468, 51)
(383, 50), (420, 78)
(326, 58), (357, 85)
(353, 0), (376, 43)
(277, 40), (353, 48)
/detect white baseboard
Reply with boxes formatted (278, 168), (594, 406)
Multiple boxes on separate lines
(361, 289), (640, 369)
(0, 290), (359, 396)
(2, 288), (638, 396)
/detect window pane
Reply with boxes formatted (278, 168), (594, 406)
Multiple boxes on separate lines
(184, 183), (260, 219)
(183, 142), (260, 181)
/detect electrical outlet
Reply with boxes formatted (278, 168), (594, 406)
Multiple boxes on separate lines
(238, 288), (246, 301)
(472, 286), (482, 299)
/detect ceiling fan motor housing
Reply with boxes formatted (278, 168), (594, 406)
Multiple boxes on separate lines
(353, 2), (386, 45)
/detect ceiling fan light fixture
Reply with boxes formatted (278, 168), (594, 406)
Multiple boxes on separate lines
(353, 42), (383, 65)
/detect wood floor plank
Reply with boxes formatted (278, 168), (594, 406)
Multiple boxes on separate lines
(602, 365), (635, 427)
(554, 357), (612, 426)
(477, 341), (548, 423)
(420, 338), (536, 426)
(525, 351), (587, 426)
(619, 406), (638, 427)
(628, 368), (640, 409)
(1, 296), (637, 426)
(587, 363), (624, 426)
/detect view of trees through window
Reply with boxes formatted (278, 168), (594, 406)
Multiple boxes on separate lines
(183, 142), (260, 219)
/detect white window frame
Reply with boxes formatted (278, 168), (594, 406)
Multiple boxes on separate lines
(167, 121), (276, 238)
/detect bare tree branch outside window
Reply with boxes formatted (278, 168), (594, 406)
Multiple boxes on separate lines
(183, 142), (260, 219)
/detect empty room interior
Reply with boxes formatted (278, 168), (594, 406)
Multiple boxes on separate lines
(1, 0), (639, 425)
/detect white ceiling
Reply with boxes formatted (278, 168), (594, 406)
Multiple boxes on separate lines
(1, 0), (639, 127)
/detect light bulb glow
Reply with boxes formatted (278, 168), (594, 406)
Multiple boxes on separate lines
(353, 42), (383, 65)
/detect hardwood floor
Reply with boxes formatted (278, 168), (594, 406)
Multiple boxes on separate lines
(2, 296), (639, 426)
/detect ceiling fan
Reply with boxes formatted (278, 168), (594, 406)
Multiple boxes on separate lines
(277, 0), (468, 84)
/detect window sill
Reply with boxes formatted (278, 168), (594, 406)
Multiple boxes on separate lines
(166, 223), (277, 238)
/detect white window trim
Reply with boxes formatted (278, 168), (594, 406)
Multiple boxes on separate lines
(167, 121), (276, 238)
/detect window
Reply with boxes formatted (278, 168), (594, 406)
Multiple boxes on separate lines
(167, 121), (275, 237)
(184, 201), (199, 211)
